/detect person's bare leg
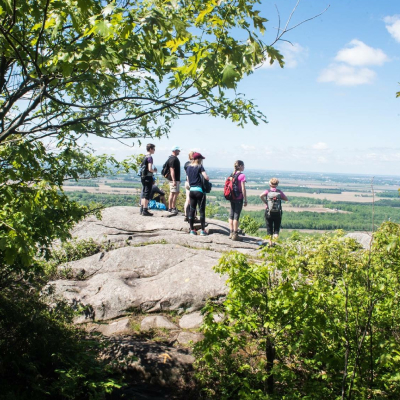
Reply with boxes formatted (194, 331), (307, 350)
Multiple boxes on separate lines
(171, 192), (178, 209)
(168, 193), (174, 209)
(141, 198), (149, 208)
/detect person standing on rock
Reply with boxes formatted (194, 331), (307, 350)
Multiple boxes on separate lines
(140, 143), (157, 216)
(167, 146), (181, 214)
(186, 152), (209, 236)
(260, 177), (288, 246)
(184, 151), (194, 221)
(228, 160), (247, 241)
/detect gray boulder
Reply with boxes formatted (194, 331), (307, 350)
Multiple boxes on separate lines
(141, 316), (178, 331)
(176, 331), (204, 345)
(102, 337), (195, 386)
(179, 312), (203, 329)
(48, 206), (262, 322)
(88, 317), (131, 336)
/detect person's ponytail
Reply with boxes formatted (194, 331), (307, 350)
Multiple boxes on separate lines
(233, 160), (244, 174)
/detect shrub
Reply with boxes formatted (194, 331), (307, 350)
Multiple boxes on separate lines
(240, 215), (261, 235)
(195, 223), (400, 399)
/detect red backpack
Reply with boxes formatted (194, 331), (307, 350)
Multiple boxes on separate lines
(224, 172), (241, 200)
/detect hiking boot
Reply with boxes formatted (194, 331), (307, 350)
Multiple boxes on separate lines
(142, 209), (153, 216)
(231, 232), (240, 241)
(200, 230), (208, 236)
(228, 231), (233, 239)
(189, 230), (197, 235)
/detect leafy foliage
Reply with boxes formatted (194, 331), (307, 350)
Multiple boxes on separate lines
(0, 267), (121, 400)
(239, 214), (261, 235)
(195, 223), (400, 399)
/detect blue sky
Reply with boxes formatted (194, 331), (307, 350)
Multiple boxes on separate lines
(93, 0), (400, 176)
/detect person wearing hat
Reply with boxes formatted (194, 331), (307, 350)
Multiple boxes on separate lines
(259, 177), (288, 246)
(186, 152), (209, 236)
(167, 146), (181, 214)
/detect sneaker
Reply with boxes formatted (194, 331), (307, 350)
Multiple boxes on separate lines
(142, 209), (153, 216)
(168, 208), (178, 215)
(200, 230), (208, 236)
(189, 230), (197, 235)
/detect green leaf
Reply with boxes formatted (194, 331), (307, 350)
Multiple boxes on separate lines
(222, 63), (240, 89)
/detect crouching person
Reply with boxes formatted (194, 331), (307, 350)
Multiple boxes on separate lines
(260, 178), (288, 246)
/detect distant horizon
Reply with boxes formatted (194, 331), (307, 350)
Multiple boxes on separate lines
(199, 167), (400, 179)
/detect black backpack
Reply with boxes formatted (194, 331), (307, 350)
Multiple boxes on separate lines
(161, 156), (173, 179)
(200, 171), (212, 193)
(137, 156), (147, 177)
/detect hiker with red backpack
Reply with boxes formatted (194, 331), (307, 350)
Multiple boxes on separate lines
(224, 160), (247, 241)
(260, 177), (288, 246)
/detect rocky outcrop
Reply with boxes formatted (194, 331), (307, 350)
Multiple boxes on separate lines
(48, 206), (261, 323)
(47, 207), (372, 396)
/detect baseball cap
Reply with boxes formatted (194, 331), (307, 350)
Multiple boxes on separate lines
(193, 152), (205, 160)
(171, 146), (181, 151)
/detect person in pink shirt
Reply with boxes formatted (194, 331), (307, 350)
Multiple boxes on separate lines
(259, 177), (288, 246)
(228, 160), (247, 241)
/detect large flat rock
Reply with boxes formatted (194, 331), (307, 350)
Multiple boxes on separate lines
(49, 207), (261, 322)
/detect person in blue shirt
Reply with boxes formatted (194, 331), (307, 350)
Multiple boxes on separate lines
(185, 152), (210, 236)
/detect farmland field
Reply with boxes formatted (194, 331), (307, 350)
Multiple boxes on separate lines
(63, 168), (400, 232)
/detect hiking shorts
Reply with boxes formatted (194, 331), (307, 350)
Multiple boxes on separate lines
(265, 210), (282, 235)
(169, 181), (180, 193)
(229, 199), (243, 221)
(141, 176), (153, 200)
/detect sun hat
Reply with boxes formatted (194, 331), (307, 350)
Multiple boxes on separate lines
(269, 178), (279, 187)
(171, 145), (181, 151)
(193, 152), (205, 160)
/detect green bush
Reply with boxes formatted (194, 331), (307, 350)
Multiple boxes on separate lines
(240, 215), (261, 235)
(195, 223), (400, 399)
(0, 274), (121, 400)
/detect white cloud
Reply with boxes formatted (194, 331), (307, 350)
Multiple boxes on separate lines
(241, 144), (256, 151)
(260, 42), (307, 69)
(334, 39), (389, 66)
(280, 42), (308, 68)
(318, 64), (376, 86)
(384, 15), (400, 43)
(312, 142), (329, 150)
